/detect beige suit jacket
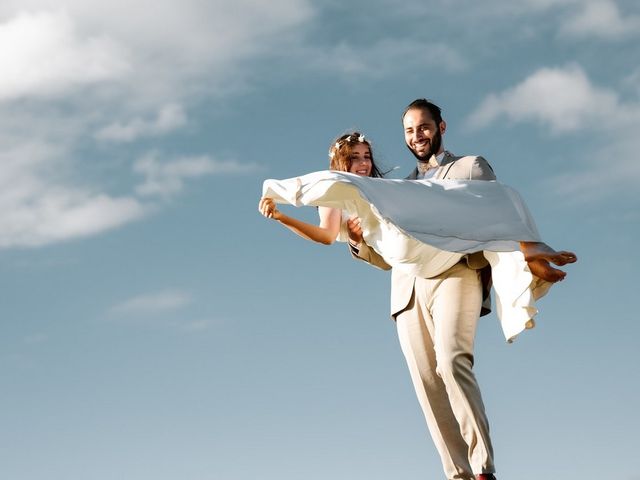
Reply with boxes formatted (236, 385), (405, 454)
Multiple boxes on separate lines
(352, 151), (496, 318)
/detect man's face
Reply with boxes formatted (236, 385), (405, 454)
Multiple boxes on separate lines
(403, 108), (445, 160)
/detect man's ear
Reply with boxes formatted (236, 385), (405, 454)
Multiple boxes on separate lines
(439, 120), (447, 135)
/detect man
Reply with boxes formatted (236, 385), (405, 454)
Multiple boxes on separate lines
(347, 99), (501, 480)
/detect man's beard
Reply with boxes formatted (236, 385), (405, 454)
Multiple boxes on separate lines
(407, 129), (442, 162)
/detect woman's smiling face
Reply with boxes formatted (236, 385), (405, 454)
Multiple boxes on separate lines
(348, 143), (372, 176)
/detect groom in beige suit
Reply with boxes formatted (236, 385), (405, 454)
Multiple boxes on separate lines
(347, 99), (498, 480)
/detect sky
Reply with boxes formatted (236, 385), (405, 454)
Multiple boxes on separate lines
(0, 1), (639, 479)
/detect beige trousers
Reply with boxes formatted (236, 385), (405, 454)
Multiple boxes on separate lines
(396, 262), (495, 480)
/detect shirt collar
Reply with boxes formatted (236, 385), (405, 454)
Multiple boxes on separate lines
(425, 150), (446, 169)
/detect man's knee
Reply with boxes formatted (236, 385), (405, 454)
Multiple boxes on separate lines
(435, 351), (474, 380)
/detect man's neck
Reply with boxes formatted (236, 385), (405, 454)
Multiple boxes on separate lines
(416, 150), (446, 172)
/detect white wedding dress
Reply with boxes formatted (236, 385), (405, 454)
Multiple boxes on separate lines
(263, 170), (554, 342)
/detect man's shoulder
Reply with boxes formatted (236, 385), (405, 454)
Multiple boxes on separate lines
(441, 152), (495, 180)
(445, 151), (486, 163)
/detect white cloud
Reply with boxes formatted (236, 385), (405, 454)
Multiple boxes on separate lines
(298, 38), (467, 78)
(623, 67), (640, 95)
(95, 103), (187, 142)
(111, 290), (192, 315)
(0, 141), (258, 247)
(134, 153), (260, 198)
(108, 291), (227, 331)
(0, 0), (310, 249)
(180, 318), (218, 333)
(0, 132), (256, 248)
(559, 0), (640, 39)
(519, 0), (640, 41)
(0, 138), (148, 248)
(1, 192), (146, 248)
(0, 0), (315, 106)
(468, 64), (640, 202)
(546, 134), (640, 203)
(467, 65), (620, 132)
(0, 11), (129, 101)
(521, 0), (578, 9)
(399, 0), (639, 43)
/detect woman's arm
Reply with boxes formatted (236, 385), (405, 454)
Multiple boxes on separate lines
(258, 197), (342, 245)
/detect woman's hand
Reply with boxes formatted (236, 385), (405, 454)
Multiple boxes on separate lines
(258, 197), (281, 220)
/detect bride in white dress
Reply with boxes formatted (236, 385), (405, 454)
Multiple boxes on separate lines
(259, 132), (576, 340)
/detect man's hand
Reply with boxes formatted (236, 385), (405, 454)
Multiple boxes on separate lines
(346, 217), (363, 245)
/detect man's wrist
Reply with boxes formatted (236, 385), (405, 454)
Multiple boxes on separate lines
(348, 238), (361, 254)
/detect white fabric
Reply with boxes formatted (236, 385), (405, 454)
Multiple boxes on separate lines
(262, 170), (553, 341)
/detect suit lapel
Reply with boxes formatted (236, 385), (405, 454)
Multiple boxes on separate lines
(407, 152), (460, 180)
(435, 151), (458, 179)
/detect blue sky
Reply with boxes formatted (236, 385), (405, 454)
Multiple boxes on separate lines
(1, 1), (638, 479)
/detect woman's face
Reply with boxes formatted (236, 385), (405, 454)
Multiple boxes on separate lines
(348, 143), (372, 176)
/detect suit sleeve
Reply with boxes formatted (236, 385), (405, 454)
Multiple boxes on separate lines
(349, 241), (392, 271)
(471, 156), (496, 180)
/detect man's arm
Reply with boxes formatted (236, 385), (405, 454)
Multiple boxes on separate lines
(347, 217), (391, 271)
(439, 154), (496, 181)
(349, 239), (392, 271)
(470, 156), (496, 180)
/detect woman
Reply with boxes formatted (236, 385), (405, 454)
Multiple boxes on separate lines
(258, 132), (383, 245)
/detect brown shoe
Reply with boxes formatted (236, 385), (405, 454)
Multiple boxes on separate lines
(476, 475), (496, 480)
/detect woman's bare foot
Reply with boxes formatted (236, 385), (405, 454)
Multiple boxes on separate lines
(520, 242), (577, 266)
(527, 258), (567, 283)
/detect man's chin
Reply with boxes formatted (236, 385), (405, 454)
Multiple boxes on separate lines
(407, 146), (432, 161)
